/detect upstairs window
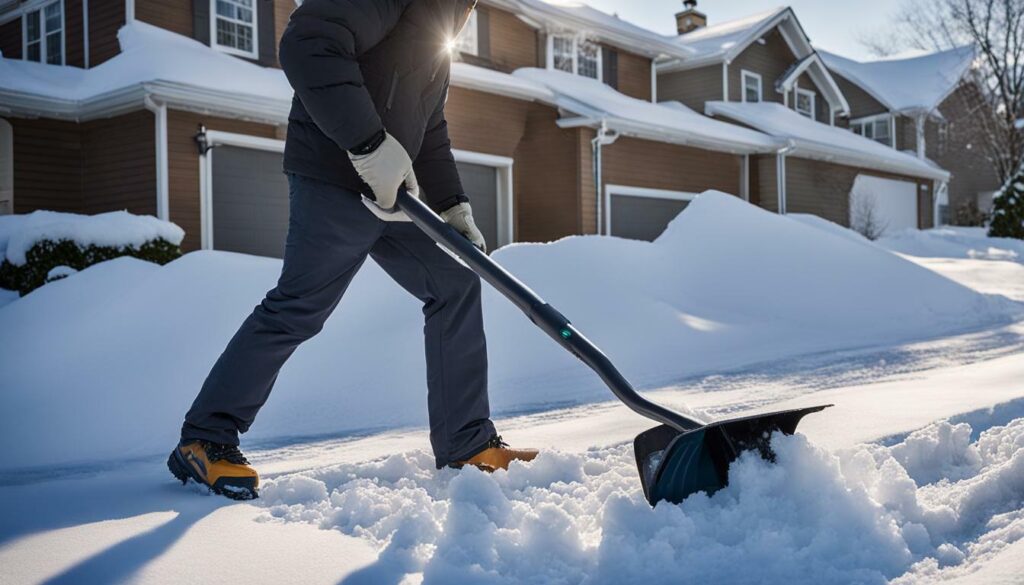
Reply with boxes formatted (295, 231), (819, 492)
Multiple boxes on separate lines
(795, 87), (815, 120)
(548, 35), (602, 81)
(213, 0), (258, 58)
(851, 115), (893, 147)
(23, 1), (63, 65)
(451, 9), (478, 56)
(741, 70), (762, 103)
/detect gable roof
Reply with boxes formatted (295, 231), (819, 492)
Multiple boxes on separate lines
(667, 6), (788, 66)
(705, 101), (950, 181)
(820, 46), (976, 116)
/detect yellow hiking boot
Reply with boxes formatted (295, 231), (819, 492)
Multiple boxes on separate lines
(454, 435), (539, 472)
(168, 440), (259, 500)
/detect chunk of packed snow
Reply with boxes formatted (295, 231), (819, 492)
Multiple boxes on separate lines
(1, 210), (184, 266)
(0, 192), (1016, 469)
(256, 415), (1024, 584)
(879, 227), (1024, 264)
(45, 265), (78, 282)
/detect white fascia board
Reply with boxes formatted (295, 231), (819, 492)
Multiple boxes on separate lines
(450, 73), (556, 105)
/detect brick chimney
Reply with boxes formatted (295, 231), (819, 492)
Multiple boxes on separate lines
(676, 0), (707, 35)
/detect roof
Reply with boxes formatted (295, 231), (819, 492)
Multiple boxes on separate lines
(669, 6), (788, 65)
(705, 101), (950, 181)
(820, 46), (976, 115)
(513, 68), (780, 154)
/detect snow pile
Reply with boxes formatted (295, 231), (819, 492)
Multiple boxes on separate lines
(0, 210), (184, 265)
(0, 192), (1017, 470)
(878, 227), (1024, 264)
(257, 417), (1024, 584)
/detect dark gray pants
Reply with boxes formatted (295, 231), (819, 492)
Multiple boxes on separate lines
(181, 174), (495, 467)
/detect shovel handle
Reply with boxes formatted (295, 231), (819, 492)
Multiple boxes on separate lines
(395, 188), (702, 432)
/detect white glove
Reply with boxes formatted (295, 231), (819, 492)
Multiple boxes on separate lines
(441, 202), (487, 253)
(348, 131), (419, 210)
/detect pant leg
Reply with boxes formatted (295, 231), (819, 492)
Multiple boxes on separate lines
(368, 221), (495, 468)
(181, 174), (383, 445)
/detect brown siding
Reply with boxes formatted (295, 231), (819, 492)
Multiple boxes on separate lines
(65, 0), (85, 67)
(658, 65), (721, 111)
(89, 0), (125, 66)
(7, 117), (83, 213)
(513, 105), (582, 242)
(167, 110), (280, 251)
(896, 115), (917, 152)
(754, 154), (778, 212)
(615, 50), (652, 101)
(930, 83), (1002, 213)
(832, 72), (888, 119)
(729, 29), (794, 104)
(135, 0), (192, 37)
(0, 17), (21, 59)
(578, 127), (595, 233)
(446, 87), (530, 157)
(487, 6), (537, 71)
(273, 0), (294, 61)
(81, 111), (157, 215)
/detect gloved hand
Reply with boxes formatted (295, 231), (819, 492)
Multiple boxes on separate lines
(441, 202), (487, 253)
(348, 131), (419, 210)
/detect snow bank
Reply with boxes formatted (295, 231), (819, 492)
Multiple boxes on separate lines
(0, 192), (1016, 470)
(256, 416), (1024, 584)
(0, 210), (184, 265)
(879, 227), (1024, 264)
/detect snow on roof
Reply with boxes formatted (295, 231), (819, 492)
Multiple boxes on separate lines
(450, 62), (555, 104)
(513, 68), (779, 153)
(705, 101), (950, 181)
(820, 46), (976, 114)
(671, 6), (788, 62)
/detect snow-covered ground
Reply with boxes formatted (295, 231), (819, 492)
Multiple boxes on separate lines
(1, 198), (1023, 584)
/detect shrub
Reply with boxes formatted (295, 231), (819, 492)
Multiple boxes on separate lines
(989, 161), (1024, 239)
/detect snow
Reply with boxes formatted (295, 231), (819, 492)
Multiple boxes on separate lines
(0, 210), (184, 266)
(671, 7), (787, 60)
(450, 62), (555, 103)
(821, 46), (976, 114)
(879, 227), (1024, 264)
(513, 68), (779, 152)
(705, 100), (952, 181)
(0, 191), (1017, 471)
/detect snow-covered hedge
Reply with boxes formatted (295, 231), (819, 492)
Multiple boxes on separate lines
(0, 210), (184, 295)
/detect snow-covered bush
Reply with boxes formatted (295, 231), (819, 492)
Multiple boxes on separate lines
(0, 210), (184, 295)
(988, 160), (1024, 239)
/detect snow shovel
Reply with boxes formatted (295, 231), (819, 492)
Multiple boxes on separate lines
(395, 189), (830, 506)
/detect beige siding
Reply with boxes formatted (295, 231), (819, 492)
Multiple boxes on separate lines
(616, 50), (653, 101)
(513, 105), (583, 242)
(446, 88), (531, 157)
(658, 65), (722, 111)
(488, 6), (538, 71)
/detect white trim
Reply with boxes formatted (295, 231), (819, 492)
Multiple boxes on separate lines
(0, 118), (13, 215)
(210, 0), (259, 60)
(776, 153), (787, 214)
(82, 0), (89, 68)
(722, 62), (729, 101)
(547, 33), (602, 82)
(849, 112), (895, 148)
(125, 0), (134, 22)
(604, 184), (697, 236)
(741, 154), (750, 201)
(452, 148), (515, 247)
(22, 0), (65, 66)
(740, 69), (762, 103)
(198, 130), (286, 250)
(0, 0), (57, 25)
(795, 86), (815, 120)
(143, 97), (169, 221)
(650, 60), (657, 103)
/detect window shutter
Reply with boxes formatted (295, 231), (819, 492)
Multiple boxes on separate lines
(477, 6), (491, 60)
(257, 0), (276, 65)
(193, 0), (210, 45)
(604, 48), (619, 89)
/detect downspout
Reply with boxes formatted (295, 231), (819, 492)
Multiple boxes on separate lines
(650, 59), (658, 103)
(125, 0), (134, 22)
(83, 0), (89, 68)
(915, 114), (926, 159)
(144, 96), (169, 221)
(775, 140), (796, 214)
(591, 120), (619, 235)
(722, 62), (729, 101)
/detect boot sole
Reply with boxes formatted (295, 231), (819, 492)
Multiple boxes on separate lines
(167, 448), (258, 501)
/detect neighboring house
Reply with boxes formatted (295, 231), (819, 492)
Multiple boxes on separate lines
(820, 47), (1002, 224)
(657, 5), (950, 234)
(0, 0), (780, 256)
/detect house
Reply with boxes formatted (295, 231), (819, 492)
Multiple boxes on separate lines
(0, 0), (783, 256)
(820, 47), (1002, 223)
(657, 4), (951, 235)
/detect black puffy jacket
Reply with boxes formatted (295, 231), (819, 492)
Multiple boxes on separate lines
(278, 0), (473, 211)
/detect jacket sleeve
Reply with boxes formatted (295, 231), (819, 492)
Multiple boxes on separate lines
(414, 80), (467, 212)
(278, 0), (409, 151)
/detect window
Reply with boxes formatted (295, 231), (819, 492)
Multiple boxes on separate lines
(851, 115), (893, 147)
(212, 0), (257, 58)
(741, 70), (762, 103)
(23, 1), (63, 65)
(795, 88), (815, 120)
(548, 35), (602, 81)
(451, 9), (478, 56)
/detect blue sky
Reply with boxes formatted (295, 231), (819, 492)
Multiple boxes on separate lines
(580, 0), (903, 61)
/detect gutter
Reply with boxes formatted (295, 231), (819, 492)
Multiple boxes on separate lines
(143, 96), (169, 222)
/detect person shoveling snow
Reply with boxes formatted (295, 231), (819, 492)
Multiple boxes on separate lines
(169, 0), (537, 500)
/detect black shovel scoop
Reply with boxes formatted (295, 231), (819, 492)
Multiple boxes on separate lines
(395, 190), (830, 506)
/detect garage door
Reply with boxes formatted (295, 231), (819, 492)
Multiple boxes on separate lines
(849, 175), (918, 237)
(212, 146), (290, 258)
(456, 161), (500, 252)
(608, 191), (691, 241)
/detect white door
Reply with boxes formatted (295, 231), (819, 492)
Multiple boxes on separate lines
(849, 174), (918, 237)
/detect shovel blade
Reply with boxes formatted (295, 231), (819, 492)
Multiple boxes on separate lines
(634, 405), (831, 506)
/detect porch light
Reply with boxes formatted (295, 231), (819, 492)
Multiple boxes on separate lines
(195, 125), (212, 156)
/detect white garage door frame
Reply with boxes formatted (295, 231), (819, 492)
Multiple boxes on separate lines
(452, 149), (514, 247)
(199, 130), (286, 250)
(604, 184), (697, 236)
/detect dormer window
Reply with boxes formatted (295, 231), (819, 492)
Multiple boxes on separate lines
(212, 0), (258, 58)
(23, 1), (63, 65)
(548, 35), (603, 81)
(795, 87), (815, 120)
(741, 70), (761, 102)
